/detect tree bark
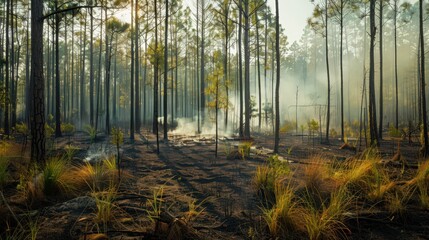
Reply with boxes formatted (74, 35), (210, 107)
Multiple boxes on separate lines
(369, 0), (378, 146)
(55, 0), (62, 138)
(419, 0), (428, 155)
(274, 0), (280, 153)
(379, 0), (384, 139)
(30, 0), (46, 164)
(164, 0), (169, 141)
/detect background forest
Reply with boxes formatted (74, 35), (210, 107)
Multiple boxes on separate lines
(0, 0), (428, 162)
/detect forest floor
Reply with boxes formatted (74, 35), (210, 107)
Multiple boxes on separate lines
(1, 129), (429, 239)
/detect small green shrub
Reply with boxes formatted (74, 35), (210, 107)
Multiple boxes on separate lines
(61, 123), (75, 134)
(84, 125), (97, 143)
(238, 141), (253, 160)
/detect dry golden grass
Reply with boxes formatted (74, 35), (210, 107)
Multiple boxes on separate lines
(302, 156), (333, 192)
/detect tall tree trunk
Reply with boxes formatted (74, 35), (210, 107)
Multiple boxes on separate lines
(55, 0), (62, 138)
(369, 0), (378, 146)
(105, 8), (111, 135)
(25, 5), (30, 125)
(394, 0), (399, 129)
(419, 0), (428, 155)
(80, 14), (87, 129)
(135, 0), (141, 133)
(244, 0), (251, 139)
(238, 0), (243, 138)
(223, 2), (229, 129)
(130, 0), (135, 140)
(154, 0), (160, 153)
(95, 11), (103, 132)
(30, 0), (46, 164)
(325, 0), (331, 143)
(379, 0), (384, 139)
(4, 0), (9, 136)
(164, 0), (169, 141)
(256, 10), (262, 132)
(340, 1), (344, 141)
(90, 8), (94, 127)
(200, 0), (206, 126)
(274, 0), (280, 153)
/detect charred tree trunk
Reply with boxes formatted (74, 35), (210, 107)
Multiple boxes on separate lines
(419, 0), (428, 155)
(30, 0), (46, 164)
(369, 0), (379, 146)
(164, 0), (169, 141)
(274, 0), (280, 153)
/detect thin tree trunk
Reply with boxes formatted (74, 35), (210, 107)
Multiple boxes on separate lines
(55, 0), (62, 137)
(369, 0), (378, 146)
(325, 0), (330, 143)
(154, 0), (160, 153)
(130, 0), (135, 140)
(419, 0), (428, 155)
(238, 0), (243, 138)
(4, 0), (9, 136)
(274, 0), (280, 153)
(135, 0), (141, 132)
(379, 0), (384, 139)
(164, 0), (169, 141)
(90, 8), (94, 127)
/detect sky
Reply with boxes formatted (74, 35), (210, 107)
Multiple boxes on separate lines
(267, 0), (314, 44)
(115, 1), (315, 44)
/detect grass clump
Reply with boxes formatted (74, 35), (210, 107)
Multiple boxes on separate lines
(146, 186), (164, 229)
(42, 157), (70, 196)
(303, 156), (333, 192)
(238, 141), (253, 160)
(84, 125), (97, 143)
(71, 156), (119, 192)
(302, 187), (352, 240)
(92, 186), (117, 226)
(407, 160), (429, 209)
(262, 182), (301, 238)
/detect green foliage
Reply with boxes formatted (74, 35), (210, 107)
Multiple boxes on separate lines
(60, 123), (75, 135)
(43, 157), (69, 195)
(106, 17), (129, 34)
(280, 121), (296, 133)
(307, 119), (319, 133)
(92, 185), (118, 231)
(267, 155), (290, 176)
(146, 187), (164, 224)
(15, 122), (29, 136)
(238, 141), (253, 160)
(110, 128), (124, 148)
(388, 124), (401, 138)
(64, 144), (80, 162)
(45, 123), (54, 138)
(330, 128), (338, 138)
(84, 125), (97, 143)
